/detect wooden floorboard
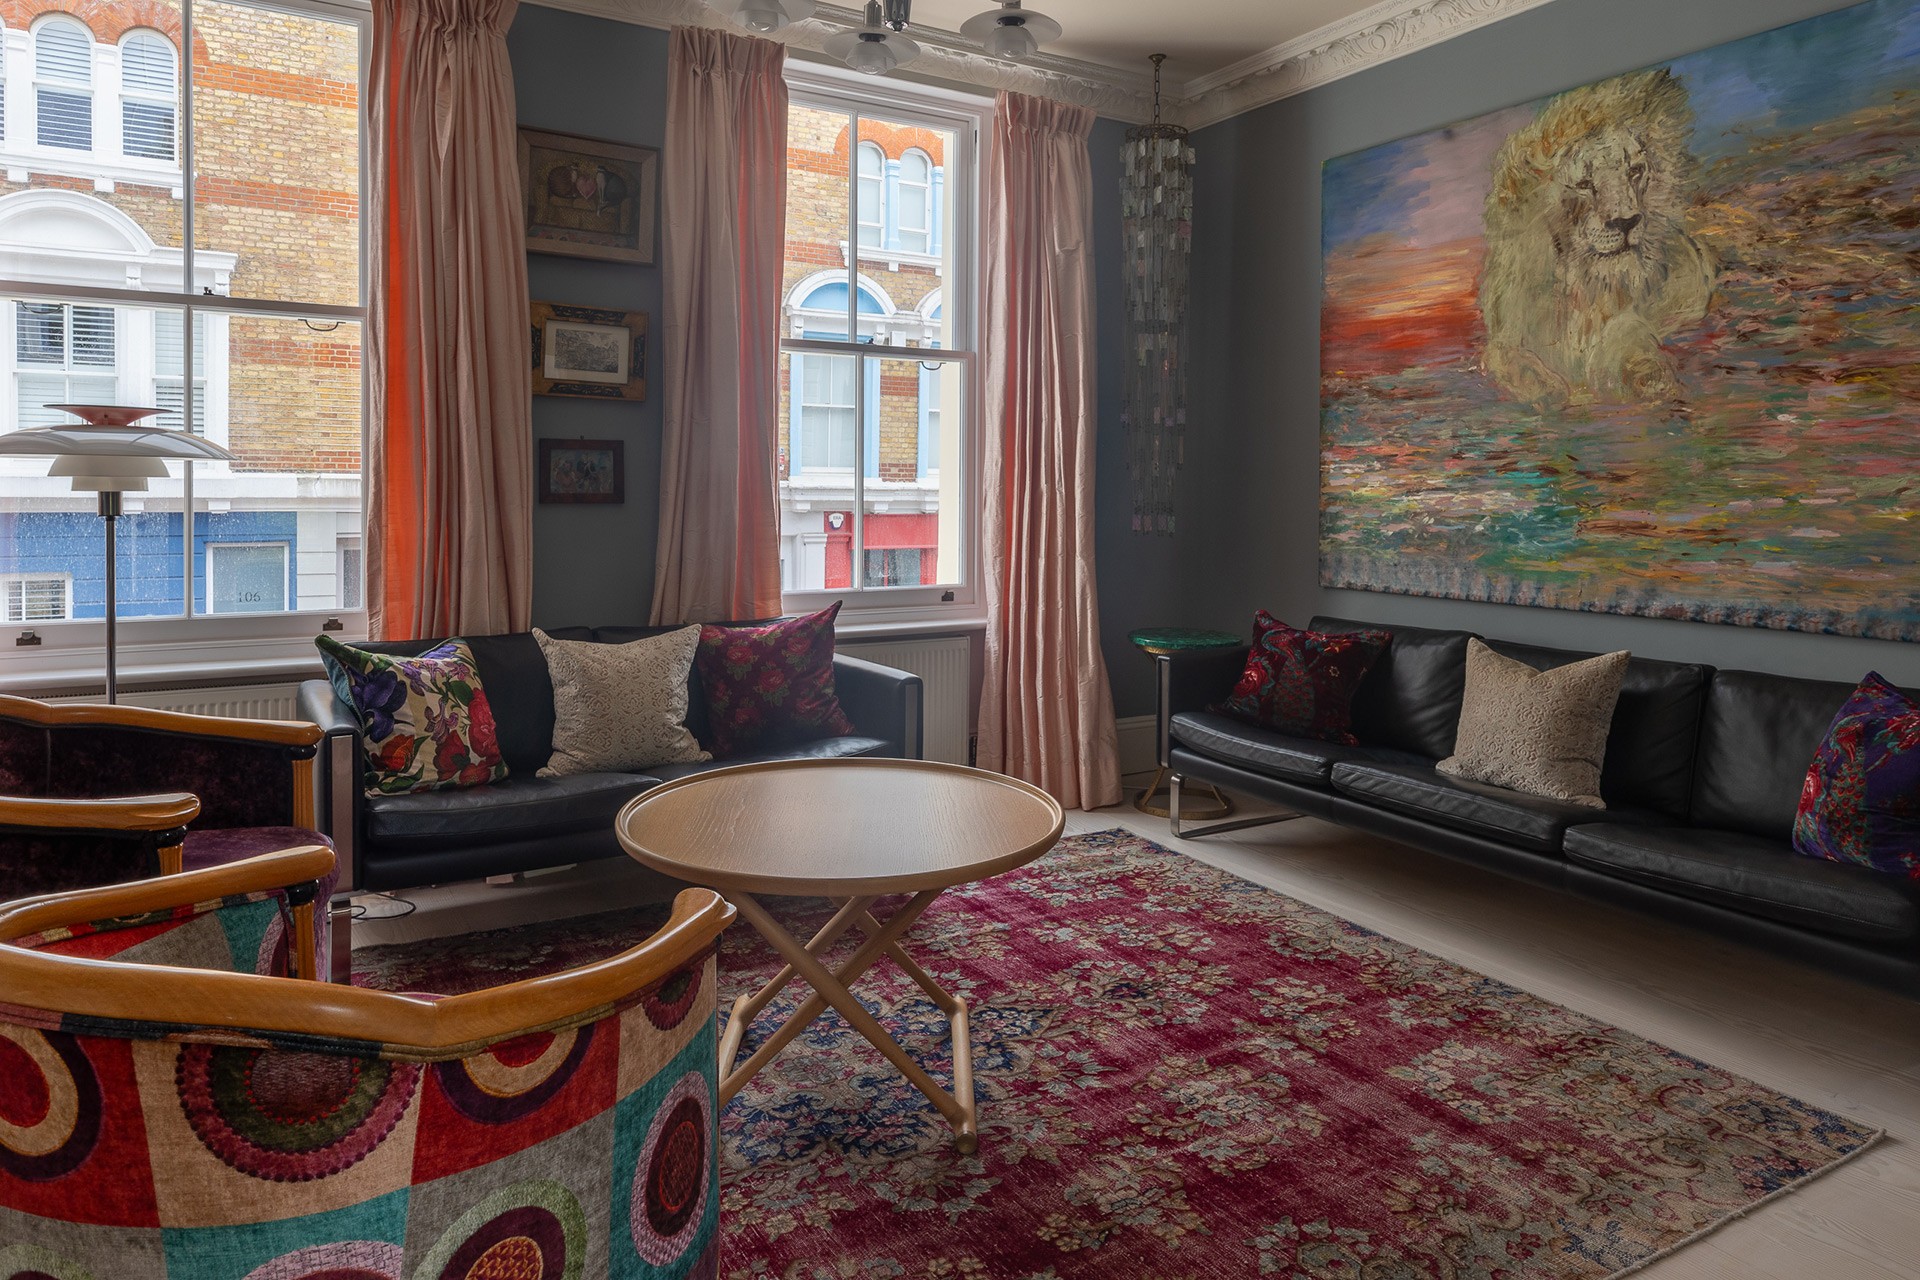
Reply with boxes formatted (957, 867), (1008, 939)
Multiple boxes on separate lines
(355, 785), (1920, 1278)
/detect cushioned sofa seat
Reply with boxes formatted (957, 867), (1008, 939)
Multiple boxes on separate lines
(365, 774), (658, 850)
(1565, 823), (1920, 944)
(644, 734), (890, 782)
(1329, 762), (1660, 854)
(1169, 711), (1425, 786)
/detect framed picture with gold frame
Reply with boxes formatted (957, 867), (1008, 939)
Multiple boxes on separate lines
(519, 128), (658, 264)
(530, 301), (647, 403)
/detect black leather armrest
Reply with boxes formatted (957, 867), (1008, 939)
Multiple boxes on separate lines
(296, 678), (364, 891)
(833, 653), (924, 759)
(1156, 648), (1250, 767)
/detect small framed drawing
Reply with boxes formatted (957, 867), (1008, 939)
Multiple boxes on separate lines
(519, 128), (659, 264)
(531, 301), (647, 402)
(539, 439), (624, 505)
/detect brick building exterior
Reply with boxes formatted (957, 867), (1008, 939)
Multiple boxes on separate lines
(0, 0), (361, 621)
(779, 104), (953, 591)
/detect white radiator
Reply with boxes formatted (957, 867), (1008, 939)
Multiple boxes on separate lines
(46, 683), (303, 721)
(841, 636), (971, 764)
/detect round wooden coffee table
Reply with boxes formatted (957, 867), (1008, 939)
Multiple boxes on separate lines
(615, 758), (1064, 1154)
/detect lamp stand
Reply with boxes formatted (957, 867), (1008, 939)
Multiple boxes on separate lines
(99, 490), (120, 704)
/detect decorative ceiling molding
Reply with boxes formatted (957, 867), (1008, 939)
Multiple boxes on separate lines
(525, 0), (1559, 129)
(526, 0), (1160, 123)
(1175, 0), (1561, 130)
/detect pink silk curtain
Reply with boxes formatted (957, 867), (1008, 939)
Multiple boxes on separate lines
(976, 92), (1123, 810)
(366, 0), (532, 640)
(649, 27), (787, 625)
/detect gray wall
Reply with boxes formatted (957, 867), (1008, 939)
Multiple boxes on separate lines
(1128, 0), (1920, 699)
(510, 7), (669, 630)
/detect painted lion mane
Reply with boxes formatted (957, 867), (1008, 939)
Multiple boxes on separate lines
(1479, 68), (1717, 408)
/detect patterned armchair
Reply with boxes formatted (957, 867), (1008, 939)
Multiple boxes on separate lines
(0, 694), (344, 977)
(0, 850), (732, 1280)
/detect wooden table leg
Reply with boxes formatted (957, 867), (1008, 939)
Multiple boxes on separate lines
(725, 890), (978, 1153)
(717, 895), (875, 1079)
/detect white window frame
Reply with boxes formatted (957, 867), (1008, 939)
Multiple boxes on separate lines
(118, 30), (178, 163)
(855, 140), (885, 249)
(895, 147), (932, 255)
(30, 15), (93, 155)
(0, 0), (369, 690)
(782, 60), (985, 625)
(1, 571), (71, 622)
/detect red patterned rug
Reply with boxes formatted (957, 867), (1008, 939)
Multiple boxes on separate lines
(354, 830), (1880, 1279)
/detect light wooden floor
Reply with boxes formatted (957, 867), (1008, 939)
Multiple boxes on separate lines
(353, 783), (1920, 1279)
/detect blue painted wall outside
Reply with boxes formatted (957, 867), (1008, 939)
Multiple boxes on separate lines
(0, 510), (296, 618)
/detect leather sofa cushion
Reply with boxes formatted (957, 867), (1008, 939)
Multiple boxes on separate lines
(1329, 761), (1658, 854)
(1310, 616), (1471, 759)
(353, 630), (594, 776)
(1484, 639), (1710, 819)
(643, 734), (889, 782)
(1689, 670), (1901, 842)
(1170, 711), (1424, 786)
(1565, 823), (1920, 944)
(365, 772), (655, 850)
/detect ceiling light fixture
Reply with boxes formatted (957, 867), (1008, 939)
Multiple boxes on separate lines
(824, 0), (920, 75)
(960, 0), (1062, 62)
(711, 0), (815, 34)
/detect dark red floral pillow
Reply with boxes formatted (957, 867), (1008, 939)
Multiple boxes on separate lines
(695, 602), (855, 758)
(1792, 673), (1920, 879)
(1211, 612), (1390, 745)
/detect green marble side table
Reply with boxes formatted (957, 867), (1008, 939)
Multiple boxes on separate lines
(1129, 628), (1242, 820)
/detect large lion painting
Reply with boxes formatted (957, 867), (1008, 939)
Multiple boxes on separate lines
(1320, 0), (1920, 641)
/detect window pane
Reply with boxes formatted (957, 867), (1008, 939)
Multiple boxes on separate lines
(206, 542), (287, 613)
(123, 101), (175, 160)
(71, 307), (115, 366)
(194, 1), (360, 308)
(36, 21), (93, 82)
(191, 315), (363, 613)
(122, 34), (175, 92)
(861, 356), (961, 589)
(36, 90), (92, 151)
(16, 304), (64, 365)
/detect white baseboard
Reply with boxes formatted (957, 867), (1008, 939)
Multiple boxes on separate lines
(1116, 714), (1158, 778)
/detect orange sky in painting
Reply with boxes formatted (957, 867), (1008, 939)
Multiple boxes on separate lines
(1322, 238), (1485, 376)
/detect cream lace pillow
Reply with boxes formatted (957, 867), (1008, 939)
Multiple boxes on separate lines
(1436, 639), (1629, 808)
(535, 627), (710, 777)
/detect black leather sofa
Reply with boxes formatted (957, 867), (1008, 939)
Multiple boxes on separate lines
(297, 626), (923, 896)
(1160, 616), (1920, 996)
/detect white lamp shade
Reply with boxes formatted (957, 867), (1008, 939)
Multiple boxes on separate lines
(716, 0), (814, 33)
(47, 454), (169, 493)
(960, 4), (1061, 57)
(0, 423), (235, 462)
(824, 27), (919, 73)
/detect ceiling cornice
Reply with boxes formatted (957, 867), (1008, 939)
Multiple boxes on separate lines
(524, 0), (1559, 129)
(1175, 0), (1561, 130)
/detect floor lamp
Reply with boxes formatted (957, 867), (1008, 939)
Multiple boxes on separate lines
(0, 407), (235, 703)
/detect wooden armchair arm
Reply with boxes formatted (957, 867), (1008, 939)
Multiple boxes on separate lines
(0, 845), (336, 941)
(0, 694), (323, 753)
(0, 886), (735, 1055)
(0, 791), (200, 834)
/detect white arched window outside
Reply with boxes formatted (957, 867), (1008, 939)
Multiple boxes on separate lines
(0, 20), (8, 145)
(856, 141), (885, 249)
(34, 18), (94, 152)
(896, 149), (931, 254)
(120, 32), (177, 161)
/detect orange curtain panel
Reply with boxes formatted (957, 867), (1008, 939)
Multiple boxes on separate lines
(649, 26), (788, 626)
(976, 91), (1123, 811)
(366, 0), (534, 640)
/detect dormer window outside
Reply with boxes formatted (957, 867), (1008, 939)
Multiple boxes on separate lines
(34, 18), (94, 152)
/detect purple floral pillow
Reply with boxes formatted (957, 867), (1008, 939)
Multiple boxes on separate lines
(317, 637), (506, 795)
(1211, 612), (1391, 746)
(1793, 673), (1920, 879)
(695, 603), (854, 758)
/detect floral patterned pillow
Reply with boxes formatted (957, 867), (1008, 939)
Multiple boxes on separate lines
(1211, 612), (1391, 746)
(316, 636), (507, 795)
(1793, 673), (1920, 879)
(695, 603), (854, 758)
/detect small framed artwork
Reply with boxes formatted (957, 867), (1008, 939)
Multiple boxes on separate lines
(531, 301), (647, 402)
(519, 128), (659, 264)
(539, 438), (625, 505)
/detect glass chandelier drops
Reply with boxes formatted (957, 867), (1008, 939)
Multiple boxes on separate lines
(1121, 54), (1194, 536)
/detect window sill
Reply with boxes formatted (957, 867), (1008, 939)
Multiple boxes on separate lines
(834, 613), (986, 640)
(0, 653), (328, 698)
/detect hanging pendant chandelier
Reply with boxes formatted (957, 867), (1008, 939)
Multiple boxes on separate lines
(1121, 54), (1194, 536)
(824, 0), (920, 74)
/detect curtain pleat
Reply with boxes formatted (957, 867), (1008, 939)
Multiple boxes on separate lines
(976, 92), (1122, 811)
(649, 27), (787, 625)
(366, 0), (532, 641)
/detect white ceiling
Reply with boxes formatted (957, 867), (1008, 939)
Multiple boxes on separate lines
(901, 0), (1386, 82)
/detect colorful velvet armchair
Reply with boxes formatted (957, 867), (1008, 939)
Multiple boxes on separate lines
(0, 849), (733, 1279)
(0, 694), (344, 976)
